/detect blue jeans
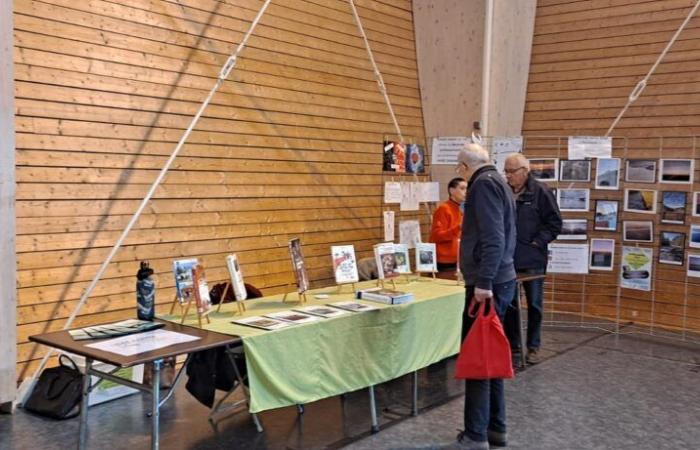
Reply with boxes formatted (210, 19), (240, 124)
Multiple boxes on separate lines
(505, 273), (544, 350)
(461, 279), (516, 442)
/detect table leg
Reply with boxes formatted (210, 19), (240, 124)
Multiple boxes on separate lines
(369, 385), (379, 433)
(151, 359), (162, 450)
(251, 413), (263, 432)
(516, 282), (527, 369)
(411, 371), (418, 416)
(78, 358), (92, 450)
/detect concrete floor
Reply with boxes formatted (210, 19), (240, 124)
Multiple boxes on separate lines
(1, 325), (699, 450)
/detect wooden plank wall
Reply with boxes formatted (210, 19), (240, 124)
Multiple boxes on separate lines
(14, 0), (429, 380)
(522, 0), (700, 336)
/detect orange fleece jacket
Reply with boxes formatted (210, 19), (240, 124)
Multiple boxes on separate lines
(430, 200), (463, 264)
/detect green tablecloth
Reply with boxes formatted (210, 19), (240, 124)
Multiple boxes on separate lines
(164, 278), (465, 413)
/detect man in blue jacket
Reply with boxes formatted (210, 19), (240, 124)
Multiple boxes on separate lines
(503, 153), (562, 365)
(448, 143), (516, 450)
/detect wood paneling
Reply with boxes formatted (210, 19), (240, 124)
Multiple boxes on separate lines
(14, 0), (428, 380)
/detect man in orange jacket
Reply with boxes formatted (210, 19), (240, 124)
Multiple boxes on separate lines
(430, 177), (467, 277)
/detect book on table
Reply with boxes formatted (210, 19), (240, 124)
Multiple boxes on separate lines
(393, 243), (411, 274)
(331, 244), (359, 284)
(374, 242), (398, 279)
(415, 242), (438, 273)
(68, 319), (165, 340)
(293, 305), (349, 318)
(328, 301), (379, 312)
(172, 258), (198, 304)
(288, 237), (310, 293)
(264, 311), (320, 324)
(232, 316), (294, 331)
(225, 253), (247, 301)
(356, 287), (415, 305)
(191, 264), (213, 315)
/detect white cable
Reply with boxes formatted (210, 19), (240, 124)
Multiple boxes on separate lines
(606, 0), (700, 136)
(20, 0), (273, 404)
(347, 0), (404, 144)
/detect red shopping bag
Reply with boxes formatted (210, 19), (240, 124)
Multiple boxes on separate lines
(455, 298), (514, 380)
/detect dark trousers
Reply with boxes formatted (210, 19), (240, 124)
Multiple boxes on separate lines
(504, 269), (545, 350)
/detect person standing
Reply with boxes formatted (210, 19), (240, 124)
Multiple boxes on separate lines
(448, 143), (517, 450)
(503, 153), (562, 365)
(430, 177), (467, 278)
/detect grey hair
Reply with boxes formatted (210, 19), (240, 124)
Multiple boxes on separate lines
(458, 143), (491, 167)
(505, 153), (530, 169)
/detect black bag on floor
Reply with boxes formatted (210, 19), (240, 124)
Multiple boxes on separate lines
(24, 355), (84, 419)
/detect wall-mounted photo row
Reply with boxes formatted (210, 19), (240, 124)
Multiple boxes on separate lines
(661, 191), (687, 224)
(625, 159), (657, 183)
(557, 188), (590, 212)
(689, 224), (700, 249)
(659, 159), (694, 184)
(530, 158), (558, 181)
(559, 219), (587, 240)
(693, 192), (700, 217)
(659, 231), (685, 266)
(688, 254), (700, 277)
(624, 188), (657, 214)
(589, 238), (615, 271)
(594, 200), (619, 231)
(559, 159), (591, 182)
(623, 220), (654, 243)
(595, 158), (621, 190)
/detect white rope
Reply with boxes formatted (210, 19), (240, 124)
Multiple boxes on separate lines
(605, 0), (700, 136)
(20, 0), (273, 403)
(347, 0), (404, 144)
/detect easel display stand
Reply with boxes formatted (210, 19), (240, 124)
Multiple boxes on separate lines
(335, 282), (357, 294)
(282, 284), (308, 304)
(170, 290), (211, 328)
(215, 282), (246, 315)
(376, 278), (398, 289)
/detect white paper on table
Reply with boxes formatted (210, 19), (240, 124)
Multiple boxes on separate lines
(418, 182), (440, 202)
(400, 182), (420, 211)
(431, 136), (471, 165)
(399, 220), (422, 249)
(568, 136), (612, 160)
(383, 210), (395, 241)
(384, 182), (402, 204)
(491, 136), (523, 174)
(547, 243), (589, 274)
(85, 329), (201, 356)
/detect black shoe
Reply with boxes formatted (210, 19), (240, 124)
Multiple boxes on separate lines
(487, 429), (508, 447)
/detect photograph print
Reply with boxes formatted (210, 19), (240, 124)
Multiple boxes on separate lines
(625, 159), (657, 183)
(557, 188), (590, 212)
(624, 188), (657, 214)
(595, 158), (621, 190)
(693, 192), (700, 217)
(689, 224), (700, 249)
(661, 191), (687, 224)
(530, 158), (559, 181)
(659, 159), (694, 184)
(558, 219), (587, 240)
(589, 238), (615, 271)
(559, 159), (591, 182)
(623, 221), (654, 243)
(594, 200), (619, 231)
(659, 231), (685, 266)
(687, 254), (700, 278)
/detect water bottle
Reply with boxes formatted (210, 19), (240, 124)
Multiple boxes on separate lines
(136, 261), (155, 321)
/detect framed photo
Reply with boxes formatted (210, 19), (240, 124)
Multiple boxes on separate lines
(659, 159), (694, 184)
(625, 159), (657, 183)
(594, 200), (619, 231)
(595, 158), (621, 190)
(624, 188), (657, 214)
(559, 159), (591, 182)
(589, 238), (615, 271)
(623, 221), (654, 243)
(687, 254), (700, 277)
(689, 224), (700, 249)
(661, 191), (687, 224)
(692, 192), (700, 217)
(557, 188), (590, 212)
(659, 231), (685, 266)
(530, 158), (559, 181)
(559, 219), (587, 240)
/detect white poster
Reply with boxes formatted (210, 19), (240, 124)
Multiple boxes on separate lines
(400, 182), (420, 211)
(620, 246), (653, 292)
(547, 243), (589, 274)
(568, 136), (612, 160)
(431, 136), (471, 165)
(384, 181), (402, 204)
(383, 210), (395, 242)
(418, 182), (440, 202)
(491, 136), (523, 174)
(331, 245), (359, 284)
(399, 220), (422, 249)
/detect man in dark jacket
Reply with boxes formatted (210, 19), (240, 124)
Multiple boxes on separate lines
(447, 143), (516, 450)
(503, 153), (562, 365)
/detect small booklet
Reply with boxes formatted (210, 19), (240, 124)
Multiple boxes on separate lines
(293, 305), (349, 318)
(328, 301), (379, 313)
(393, 243), (411, 274)
(232, 316), (293, 331)
(265, 311), (320, 324)
(69, 319), (165, 341)
(356, 287), (414, 305)
(226, 254), (247, 301)
(415, 242), (438, 273)
(374, 242), (398, 279)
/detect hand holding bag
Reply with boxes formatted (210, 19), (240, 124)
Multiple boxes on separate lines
(455, 298), (514, 380)
(24, 355), (84, 419)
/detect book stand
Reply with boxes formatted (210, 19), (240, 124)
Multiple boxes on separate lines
(170, 288), (211, 328)
(376, 278), (397, 289)
(282, 284), (308, 304)
(335, 282), (357, 294)
(215, 282), (246, 315)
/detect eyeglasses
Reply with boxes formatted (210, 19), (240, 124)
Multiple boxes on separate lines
(504, 167), (526, 175)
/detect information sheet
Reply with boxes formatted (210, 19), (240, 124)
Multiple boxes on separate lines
(431, 136), (471, 165)
(568, 136), (612, 160)
(547, 243), (589, 274)
(86, 329), (201, 356)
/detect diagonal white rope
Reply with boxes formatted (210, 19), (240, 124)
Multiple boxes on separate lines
(605, 0), (700, 136)
(347, 0), (404, 144)
(20, 0), (273, 403)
